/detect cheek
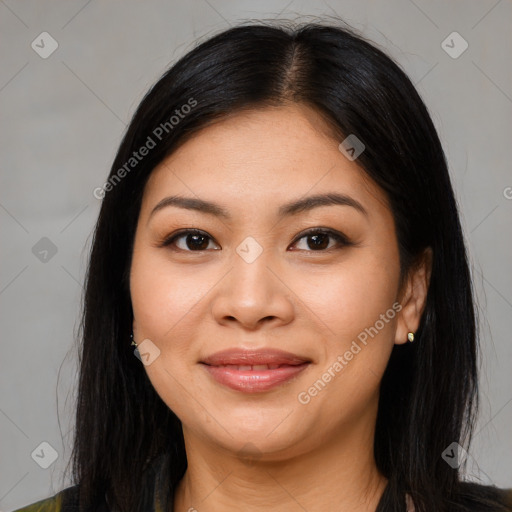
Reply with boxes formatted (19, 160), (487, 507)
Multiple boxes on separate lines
(129, 249), (206, 413)
(130, 247), (207, 343)
(301, 251), (400, 343)
(296, 259), (399, 424)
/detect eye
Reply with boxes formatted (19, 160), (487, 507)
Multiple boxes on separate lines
(289, 228), (352, 252)
(160, 229), (220, 252)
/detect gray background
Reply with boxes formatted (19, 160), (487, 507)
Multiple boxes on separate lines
(1, 0), (511, 510)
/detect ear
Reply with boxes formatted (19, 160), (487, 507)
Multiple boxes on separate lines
(395, 247), (433, 345)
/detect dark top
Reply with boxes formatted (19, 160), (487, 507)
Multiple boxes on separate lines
(11, 453), (512, 512)
(11, 455), (172, 512)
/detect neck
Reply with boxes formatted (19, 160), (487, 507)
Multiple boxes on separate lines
(173, 410), (387, 511)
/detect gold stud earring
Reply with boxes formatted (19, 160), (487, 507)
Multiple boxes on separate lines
(407, 332), (415, 343)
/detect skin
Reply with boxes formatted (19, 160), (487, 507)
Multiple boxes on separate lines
(130, 103), (431, 512)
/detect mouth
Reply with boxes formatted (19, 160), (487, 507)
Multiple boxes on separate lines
(199, 348), (311, 393)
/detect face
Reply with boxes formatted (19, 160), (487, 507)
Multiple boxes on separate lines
(129, 104), (416, 462)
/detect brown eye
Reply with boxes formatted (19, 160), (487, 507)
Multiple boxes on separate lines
(290, 229), (352, 252)
(161, 230), (220, 251)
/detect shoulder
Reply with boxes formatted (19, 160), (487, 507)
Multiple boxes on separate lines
(11, 454), (168, 512)
(11, 485), (80, 512)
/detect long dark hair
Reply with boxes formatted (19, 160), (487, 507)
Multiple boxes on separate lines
(68, 20), (509, 511)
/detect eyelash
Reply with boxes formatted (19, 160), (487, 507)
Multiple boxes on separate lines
(158, 228), (353, 253)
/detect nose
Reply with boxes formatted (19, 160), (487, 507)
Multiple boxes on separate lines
(210, 249), (295, 331)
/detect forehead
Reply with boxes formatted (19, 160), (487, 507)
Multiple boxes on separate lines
(140, 104), (390, 221)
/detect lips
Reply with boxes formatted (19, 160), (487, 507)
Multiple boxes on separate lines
(201, 348), (310, 366)
(200, 348), (311, 392)
(213, 364), (282, 370)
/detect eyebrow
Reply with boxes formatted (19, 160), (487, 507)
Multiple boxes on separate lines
(147, 192), (368, 224)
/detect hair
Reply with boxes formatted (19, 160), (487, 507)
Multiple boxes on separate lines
(67, 19), (510, 512)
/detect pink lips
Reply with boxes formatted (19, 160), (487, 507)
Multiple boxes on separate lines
(200, 348), (311, 393)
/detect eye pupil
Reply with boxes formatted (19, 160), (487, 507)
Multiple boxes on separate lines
(187, 234), (209, 250)
(308, 233), (329, 250)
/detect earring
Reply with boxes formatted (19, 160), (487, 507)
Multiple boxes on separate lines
(130, 332), (138, 347)
(407, 332), (415, 343)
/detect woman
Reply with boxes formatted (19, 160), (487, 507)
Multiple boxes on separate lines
(14, 20), (511, 512)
